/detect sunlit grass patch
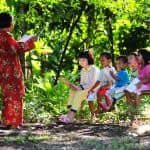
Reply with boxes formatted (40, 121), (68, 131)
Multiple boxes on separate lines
(3, 134), (49, 144)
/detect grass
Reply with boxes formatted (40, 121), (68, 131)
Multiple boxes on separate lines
(3, 134), (49, 145)
(76, 136), (142, 150)
(1, 134), (143, 149)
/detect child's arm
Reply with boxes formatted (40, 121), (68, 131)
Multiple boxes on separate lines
(110, 70), (119, 80)
(99, 80), (112, 89)
(89, 80), (100, 92)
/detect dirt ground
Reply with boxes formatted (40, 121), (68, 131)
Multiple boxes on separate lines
(0, 122), (150, 150)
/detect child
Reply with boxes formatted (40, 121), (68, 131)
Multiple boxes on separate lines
(135, 48), (150, 106)
(58, 50), (99, 124)
(124, 52), (139, 106)
(0, 12), (36, 128)
(89, 52), (116, 116)
(104, 55), (130, 111)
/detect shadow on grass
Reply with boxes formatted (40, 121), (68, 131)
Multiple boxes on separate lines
(0, 123), (149, 150)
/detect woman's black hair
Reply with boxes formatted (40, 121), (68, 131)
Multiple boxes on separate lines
(78, 50), (94, 65)
(138, 48), (150, 66)
(100, 52), (112, 59)
(0, 12), (12, 29)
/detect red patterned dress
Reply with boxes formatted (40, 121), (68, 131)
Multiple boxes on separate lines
(0, 30), (35, 127)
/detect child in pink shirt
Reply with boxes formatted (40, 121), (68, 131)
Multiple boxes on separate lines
(135, 48), (150, 106)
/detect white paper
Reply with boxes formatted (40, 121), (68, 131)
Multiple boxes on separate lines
(19, 34), (35, 42)
(87, 92), (96, 101)
(115, 86), (127, 93)
(125, 78), (140, 93)
(130, 78), (140, 85)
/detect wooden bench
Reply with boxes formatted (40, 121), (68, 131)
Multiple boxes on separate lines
(141, 90), (150, 95)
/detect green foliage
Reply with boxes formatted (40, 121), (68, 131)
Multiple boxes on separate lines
(0, 0), (9, 11)
(4, 134), (49, 145)
(2, 0), (149, 77)
(24, 75), (69, 122)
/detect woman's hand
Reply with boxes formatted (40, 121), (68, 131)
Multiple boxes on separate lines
(18, 42), (25, 49)
(30, 36), (38, 42)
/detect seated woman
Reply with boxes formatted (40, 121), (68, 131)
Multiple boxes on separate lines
(58, 50), (99, 124)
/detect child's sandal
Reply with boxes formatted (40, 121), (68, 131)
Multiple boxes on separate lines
(58, 114), (68, 120)
(58, 116), (73, 124)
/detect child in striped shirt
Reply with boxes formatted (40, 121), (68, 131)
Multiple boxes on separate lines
(58, 50), (99, 124)
(89, 52), (116, 120)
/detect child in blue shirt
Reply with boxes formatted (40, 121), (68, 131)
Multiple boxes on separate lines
(102, 55), (130, 111)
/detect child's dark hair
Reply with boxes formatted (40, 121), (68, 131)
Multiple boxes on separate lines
(78, 50), (94, 65)
(100, 52), (112, 60)
(130, 52), (138, 61)
(138, 48), (150, 66)
(130, 52), (138, 57)
(0, 12), (13, 29)
(116, 55), (128, 64)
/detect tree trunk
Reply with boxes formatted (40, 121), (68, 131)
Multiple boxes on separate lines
(19, 4), (27, 79)
(104, 8), (114, 64)
(107, 17), (114, 64)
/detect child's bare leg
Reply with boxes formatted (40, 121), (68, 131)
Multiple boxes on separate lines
(124, 90), (134, 106)
(88, 101), (95, 115)
(80, 100), (85, 111)
(132, 97), (142, 127)
(105, 95), (113, 110)
(88, 101), (96, 123)
(68, 110), (76, 122)
(135, 94), (141, 107)
(95, 94), (102, 114)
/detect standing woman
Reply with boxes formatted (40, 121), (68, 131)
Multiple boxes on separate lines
(0, 12), (36, 128)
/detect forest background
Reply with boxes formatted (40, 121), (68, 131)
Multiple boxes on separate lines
(0, 0), (149, 124)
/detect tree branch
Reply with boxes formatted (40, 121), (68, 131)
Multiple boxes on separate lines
(54, 2), (87, 85)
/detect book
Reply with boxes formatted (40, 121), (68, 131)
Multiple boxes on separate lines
(125, 78), (140, 93)
(115, 86), (127, 93)
(19, 34), (36, 42)
(58, 77), (74, 87)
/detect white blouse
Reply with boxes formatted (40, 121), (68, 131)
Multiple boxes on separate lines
(80, 65), (100, 90)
